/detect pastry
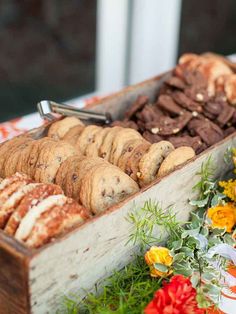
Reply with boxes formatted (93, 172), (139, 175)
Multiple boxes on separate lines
(75, 125), (102, 155)
(109, 128), (142, 165)
(15, 194), (68, 242)
(0, 183), (39, 229)
(157, 146), (195, 177)
(5, 183), (63, 236)
(0, 136), (31, 177)
(80, 163), (139, 214)
(0, 173), (32, 228)
(99, 126), (122, 160)
(34, 140), (76, 183)
(48, 116), (84, 140)
(4, 138), (34, 177)
(85, 127), (111, 157)
(117, 139), (145, 172)
(62, 125), (85, 145)
(25, 199), (90, 248)
(125, 141), (151, 181)
(0, 173), (90, 248)
(64, 157), (106, 201)
(138, 141), (174, 187)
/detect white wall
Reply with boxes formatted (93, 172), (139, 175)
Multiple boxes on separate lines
(96, 0), (182, 93)
(129, 0), (182, 84)
(96, 0), (129, 94)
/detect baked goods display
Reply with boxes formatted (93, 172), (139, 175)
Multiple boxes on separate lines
(0, 136), (140, 214)
(55, 156), (139, 214)
(0, 120), (195, 222)
(111, 53), (236, 153)
(0, 172), (90, 248)
(49, 119), (195, 186)
(1, 52), (236, 250)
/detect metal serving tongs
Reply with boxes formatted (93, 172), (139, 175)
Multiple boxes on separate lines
(37, 100), (112, 125)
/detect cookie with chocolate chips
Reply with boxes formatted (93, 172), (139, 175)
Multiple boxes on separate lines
(76, 125), (102, 155)
(157, 146), (195, 177)
(63, 125), (85, 145)
(65, 157), (106, 201)
(117, 139), (145, 172)
(85, 127), (111, 157)
(0, 137), (32, 178)
(34, 140), (76, 183)
(138, 141), (174, 187)
(4, 138), (34, 177)
(48, 116), (84, 140)
(125, 141), (151, 182)
(109, 128), (142, 165)
(80, 163), (139, 214)
(99, 126), (122, 160)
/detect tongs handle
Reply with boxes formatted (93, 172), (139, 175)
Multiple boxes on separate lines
(37, 100), (112, 124)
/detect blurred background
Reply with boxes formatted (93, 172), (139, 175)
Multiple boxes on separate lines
(0, 0), (236, 122)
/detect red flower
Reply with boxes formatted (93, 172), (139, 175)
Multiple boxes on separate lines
(145, 275), (205, 314)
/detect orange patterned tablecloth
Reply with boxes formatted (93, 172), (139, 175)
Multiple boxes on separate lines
(0, 95), (102, 143)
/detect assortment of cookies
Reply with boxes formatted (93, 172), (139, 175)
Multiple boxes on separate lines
(49, 118), (195, 187)
(55, 156), (139, 214)
(0, 172), (90, 248)
(0, 134), (140, 214)
(0, 136), (77, 181)
(4, 53), (234, 248)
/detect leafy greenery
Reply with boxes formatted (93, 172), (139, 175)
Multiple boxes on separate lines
(127, 201), (181, 250)
(58, 258), (162, 314)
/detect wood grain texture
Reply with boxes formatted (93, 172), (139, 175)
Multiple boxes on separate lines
(28, 134), (236, 313)
(0, 231), (32, 314)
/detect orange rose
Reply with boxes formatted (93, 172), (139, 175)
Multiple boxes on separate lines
(144, 275), (205, 314)
(145, 246), (173, 277)
(207, 203), (236, 233)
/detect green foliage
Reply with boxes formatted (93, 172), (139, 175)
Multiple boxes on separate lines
(58, 258), (162, 314)
(189, 156), (226, 210)
(127, 201), (181, 250)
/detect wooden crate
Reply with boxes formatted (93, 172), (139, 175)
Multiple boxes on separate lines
(0, 72), (236, 314)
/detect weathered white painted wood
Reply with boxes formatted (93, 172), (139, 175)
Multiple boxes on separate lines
(29, 134), (236, 314)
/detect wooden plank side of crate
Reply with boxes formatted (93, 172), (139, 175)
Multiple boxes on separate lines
(0, 232), (32, 314)
(28, 134), (236, 314)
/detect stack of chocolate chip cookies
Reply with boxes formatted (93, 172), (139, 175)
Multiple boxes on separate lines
(49, 118), (195, 188)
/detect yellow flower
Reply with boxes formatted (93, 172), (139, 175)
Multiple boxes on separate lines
(219, 180), (236, 202)
(145, 246), (173, 277)
(207, 203), (236, 233)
